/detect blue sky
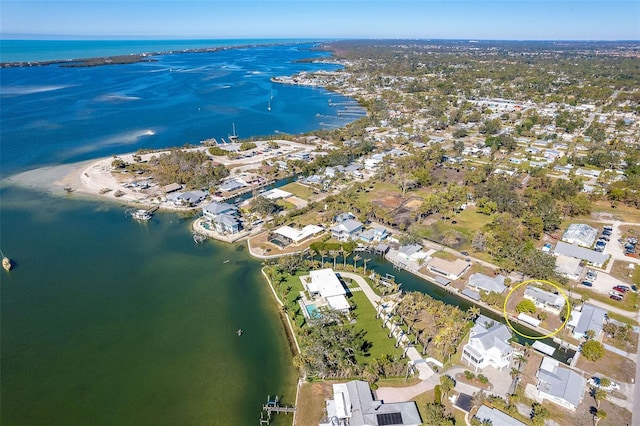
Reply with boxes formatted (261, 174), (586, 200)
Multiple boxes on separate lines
(2, 0), (639, 40)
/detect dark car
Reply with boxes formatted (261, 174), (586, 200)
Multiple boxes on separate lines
(581, 281), (593, 287)
(461, 251), (469, 256)
(614, 285), (630, 292)
(610, 294), (623, 301)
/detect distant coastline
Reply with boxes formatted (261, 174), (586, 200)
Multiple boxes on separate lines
(0, 39), (327, 68)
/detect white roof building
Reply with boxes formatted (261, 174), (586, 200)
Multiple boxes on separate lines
(536, 357), (586, 411)
(462, 315), (513, 372)
(307, 269), (350, 313)
(562, 224), (598, 248)
(320, 381), (422, 426)
(272, 224), (323, 245)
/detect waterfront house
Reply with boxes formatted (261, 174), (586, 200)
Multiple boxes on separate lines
(330, 219), (363, 241)
(271, 224), (324, 247)
(567, 303), (607, 339)
(462, 315), (513, 372)
(467, 273), (507, 294)
(213, 214), (241, 234)
(218, 178), (246, 193)
(162, 182), (182, 193)
(535, 357), (585, 411)
(319, 380), (422, 426)
(523, 286), (566, 314)
(426, 257), (470, 280)
(397, 244), (428, 262)
(305, 268), (350, 313)
(202, 201), (237, 222)
(168, 190), (207, 206)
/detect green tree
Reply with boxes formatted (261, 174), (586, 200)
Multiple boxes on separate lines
(582, 339), (605, 362)
(594, 409), (607, 425)
(249, 196), (280, 216)
(422, 403), (454, 426)
(592, 387), (607, 409)
(516, 299), (537, 314)
(531, 403), (549, 426)
(439, 375), (456, 400)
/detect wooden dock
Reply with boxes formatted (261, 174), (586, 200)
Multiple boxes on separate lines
(259, 395), (295, 425)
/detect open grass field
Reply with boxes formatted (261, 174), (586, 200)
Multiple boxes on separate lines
(609, 260), (640, 286)
(280, 182), (317, 200)
(349, 290), (404, 362)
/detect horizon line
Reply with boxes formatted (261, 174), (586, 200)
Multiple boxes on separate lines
(2, 34), (640, 43)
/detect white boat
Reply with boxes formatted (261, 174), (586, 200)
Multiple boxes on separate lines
(131, 209), (152, 221)
(2, 256), (12, 271)
(237, 329), (243, 336)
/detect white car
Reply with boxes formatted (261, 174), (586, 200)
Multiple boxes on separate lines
(588, 377), (620, 391)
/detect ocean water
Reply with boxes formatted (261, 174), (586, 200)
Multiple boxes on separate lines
(0, 39), (324, 63)
(0, 42), (363, 426)
(0, 42), (364, 175)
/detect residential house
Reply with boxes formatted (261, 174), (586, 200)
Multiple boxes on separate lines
(218, 178), (246, 193)
(271, 224), (324, 247)
(305, 268), (350, 313)
(567, 304), (607, 339)
(462, 314), (513, 372)
(334, 212), (356, 223)
(330, 219), (363, 241)
(202, 201), (241, 234)
(358, 227), (388, 243)
(202, 201), (237, 222)
(467, 273), (507, 294)
(536, 357), (586, 411)
(167, 190), (207, 206)
(427, 257), (470, 280)
(554, 254), (583, 280)
(553, 241), (608, 268)
(319, 380), (422, 426)
(475, 405), (526, 426)
(397, 244), (428, 262)
(523, 286), (566, 314)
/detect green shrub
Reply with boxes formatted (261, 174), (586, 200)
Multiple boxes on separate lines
(464, 370), (475, 380)
(477, 374), (489, 384)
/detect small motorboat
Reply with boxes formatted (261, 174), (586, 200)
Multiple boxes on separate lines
(236, 329), (243, 336)
(2, 256), (12, 271)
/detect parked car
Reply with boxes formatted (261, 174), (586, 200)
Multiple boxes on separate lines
(610, 294), (623, 301)
(588, 377), (620, 391)
(581, 281), (593, 287)
(586, 271), (597, 279)
(614, 285), (630, 292)
(461, 251), (469, 256)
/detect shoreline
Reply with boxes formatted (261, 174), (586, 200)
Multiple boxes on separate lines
(0, 41), (317, 69)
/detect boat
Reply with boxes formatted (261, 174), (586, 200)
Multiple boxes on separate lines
(130, 209), (152, 221)
(2, 256), (12, 271)
(223, 259), (230, 264)
(193, 232), (206, 244)
(236, 329), (243, 336)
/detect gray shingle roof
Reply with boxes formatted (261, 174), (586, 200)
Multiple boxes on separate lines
(524, 285), (566, 308)
(538, 358), (585, 407)
(574, 304), (607, 336)
(468, 273), (506, 294)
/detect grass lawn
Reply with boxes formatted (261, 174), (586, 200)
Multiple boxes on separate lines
(349, 290), (404, 362)
(281, 182), (316, 200)
(609, 260), (639, 285)
(572, 287), (640, 313)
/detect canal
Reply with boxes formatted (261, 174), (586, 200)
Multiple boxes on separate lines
(356, 253), (576, 364)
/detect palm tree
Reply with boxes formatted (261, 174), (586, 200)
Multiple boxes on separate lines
(592, 387), (607, 409)
(352, 254), (361, 270)
(363, 257), (370, 274)
(594, 409), (606, 426)
(466, 306), (481, 321)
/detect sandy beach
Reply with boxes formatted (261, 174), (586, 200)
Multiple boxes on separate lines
(3, 153), (157, 205)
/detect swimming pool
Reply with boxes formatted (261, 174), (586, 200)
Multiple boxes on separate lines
(305, 304), (320, 318)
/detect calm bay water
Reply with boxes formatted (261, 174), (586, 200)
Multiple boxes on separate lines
(0, 41), (362, 426)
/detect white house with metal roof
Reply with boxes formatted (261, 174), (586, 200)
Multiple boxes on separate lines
(567, 303), (608, 339)
(462, 315), (513, 372)
(427, 257), (471, 280)
(319, 380), (422, 426)
(535, 357), (586, 411)
(330, 219), (364, 241)
(467, 273), (507, 294)
(306, 269), (350, 313)
(553, 241), (609, 267)
(523, 285), (566, 314)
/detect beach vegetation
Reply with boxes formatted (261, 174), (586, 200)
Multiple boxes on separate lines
(149, 149), (229, 189)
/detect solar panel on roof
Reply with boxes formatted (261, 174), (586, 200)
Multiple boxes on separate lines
(377, 412), (403, 425)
